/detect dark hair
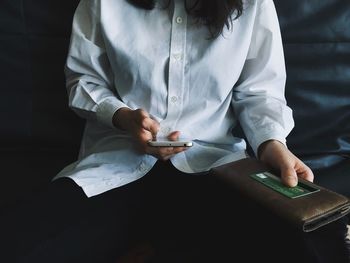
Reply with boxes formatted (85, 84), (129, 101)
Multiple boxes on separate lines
(127, 0), (243, 38)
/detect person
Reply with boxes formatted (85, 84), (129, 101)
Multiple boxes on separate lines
(1, 0), (348, 262)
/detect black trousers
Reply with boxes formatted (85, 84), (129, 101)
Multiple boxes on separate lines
(1, 161), (349, 263)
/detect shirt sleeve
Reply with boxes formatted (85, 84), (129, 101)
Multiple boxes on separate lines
(65, 0), (129, 128)
(232, 0), (294, 157)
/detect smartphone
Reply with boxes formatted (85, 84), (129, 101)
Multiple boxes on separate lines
(147, 140), (193, 147)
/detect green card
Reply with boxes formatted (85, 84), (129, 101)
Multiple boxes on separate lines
(250, 172), (320, 199)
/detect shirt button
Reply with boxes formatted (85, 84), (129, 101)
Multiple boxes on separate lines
(171, 96), (178, 103)
(176, 16), (183, 24)
(161, 127), (171, 134)
(173, 53), (182, 60)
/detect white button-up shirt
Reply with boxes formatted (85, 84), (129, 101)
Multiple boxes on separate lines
(55, 0), (294, 197)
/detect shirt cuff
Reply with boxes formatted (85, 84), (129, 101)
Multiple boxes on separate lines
(249, 131), (287, 158)
(96, 97), (130, 128)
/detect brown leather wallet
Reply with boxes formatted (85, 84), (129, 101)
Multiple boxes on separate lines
(210, 158), (350, 232)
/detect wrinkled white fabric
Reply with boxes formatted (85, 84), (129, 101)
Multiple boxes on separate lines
(55, 0), (294, 197)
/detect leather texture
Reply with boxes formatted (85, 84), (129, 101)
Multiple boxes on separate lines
(0, 0), (349, 206)
(211, 158), (350, 232)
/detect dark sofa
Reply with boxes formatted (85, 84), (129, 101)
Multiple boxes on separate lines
(0, 0), (82, 209)
(1, 0), (349, 258)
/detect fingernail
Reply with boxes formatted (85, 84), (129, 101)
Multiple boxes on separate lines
(288, 176), (297, 186)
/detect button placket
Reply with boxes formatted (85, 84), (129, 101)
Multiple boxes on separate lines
(166, 1), (187, 124)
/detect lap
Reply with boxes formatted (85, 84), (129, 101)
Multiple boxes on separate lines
(1, 161), (348, 263)
(162, 174), (349, 263)
(209, 181), (348, 263)
(0, 176), (152, 263)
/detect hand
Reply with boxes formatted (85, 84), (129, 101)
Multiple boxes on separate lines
(258, 140), (314, 187)
(113, 108), (188, 160)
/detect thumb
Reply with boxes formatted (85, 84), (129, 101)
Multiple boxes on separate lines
(167, 131), (181, 141)
(281, 167), (298, 187)
(149, 121), (160, 139)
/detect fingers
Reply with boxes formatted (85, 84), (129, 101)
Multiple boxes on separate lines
(145, 131), (187, 160)
(146, 145), (188, 161)
(258, 140), (314, 187)
(135, 109), (159, 139)
(280, 158), (314, 187)
(296, 163), (314, 182)
(131, 109), (158, 143)
(131, 110), (189, 160)
(280, 166), (298, 187)
(167, 131), (180, 141)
